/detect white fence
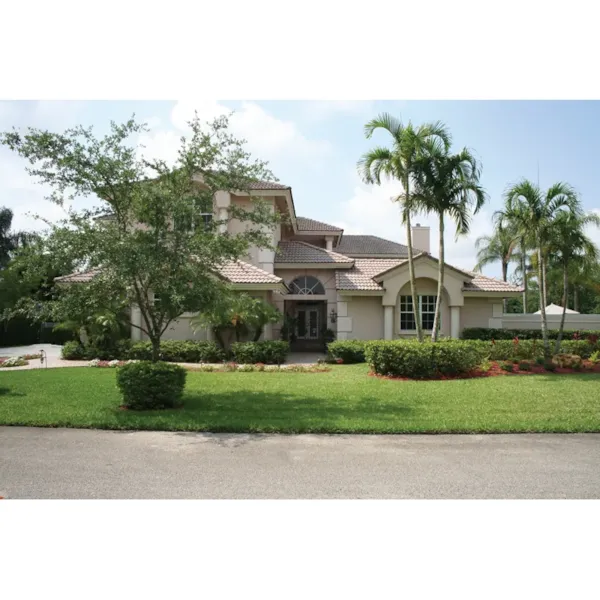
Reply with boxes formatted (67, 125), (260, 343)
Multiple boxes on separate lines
(499, 314), (600, 331)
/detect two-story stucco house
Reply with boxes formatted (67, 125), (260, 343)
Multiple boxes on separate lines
(56, 178), (523, 348)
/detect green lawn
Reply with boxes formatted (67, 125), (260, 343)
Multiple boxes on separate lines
(1, 365), (600, 433)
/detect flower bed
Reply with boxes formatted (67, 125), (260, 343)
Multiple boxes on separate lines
(0, 357), (29, 368)
(369, 359), (600, 381)
(186, 363), (331, 373)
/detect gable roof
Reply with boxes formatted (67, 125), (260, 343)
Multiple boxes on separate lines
(464, 272), (524, 293)
(275, 241), (354, 265)
(247, 180), (290, 191)
(335, 235), (409, 257)
(296, 217), (342, 232)
(336, 259), (405, 291)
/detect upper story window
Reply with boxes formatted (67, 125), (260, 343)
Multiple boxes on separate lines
(289, 276), (325, 295)
(400, 295), (438, 330)
(174, 211), (213, 233)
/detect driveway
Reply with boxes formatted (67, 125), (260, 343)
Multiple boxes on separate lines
(1, 428), (599, 499)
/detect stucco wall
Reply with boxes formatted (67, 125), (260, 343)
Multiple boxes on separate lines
(140, 315), (209, 342)
(345, 297), (384, 340)
(461, 297), (495, 330)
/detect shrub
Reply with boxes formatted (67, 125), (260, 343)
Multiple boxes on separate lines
(0, 357), (28, 368)
(589, 350), (600, 364)
(552, 353), (583, 369)
(61, 341), (87, 360)
(125, 340), (226, 363)
(559, 340), (597, 359)
(500, 361), (514, 372)
(462, 328), (600, 341)
(327, 340), (367, 364)
(116, 361), (187, 410)
(365, 340), (488, 379)
(230, 341), (289, 364)
(544, 360), (557, 372)
(518, 361), (532, 371)
(487, 339), (544, 361)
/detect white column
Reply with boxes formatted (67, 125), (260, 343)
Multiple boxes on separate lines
(131, 305), (143, 341)
(263, 321), (273, 341)
(218, 207), (228, 234)
(450, 306), (461, 339)
(325, 236), (334, 251)
(215, 191), (231, 235)
(384, 305), (394, 340)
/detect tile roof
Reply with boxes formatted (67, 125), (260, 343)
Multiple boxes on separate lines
(275, 241), (354, 264)
(336, 259), (405, 291)
(54, 262), (282, 286)
(219, 260), (282, 284)
(463, 272), (524, 293)
(335, 235), (409, 257)
(296, 216), (342, 232)
(247, 180), (289, 190)
(54, 268), (103, 283)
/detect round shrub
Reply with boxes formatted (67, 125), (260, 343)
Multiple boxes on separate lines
(61, 340), (87, 360)
(116, 361), (187, 410)
(230, 341), (289, 364)
(327, 340), (366, 363)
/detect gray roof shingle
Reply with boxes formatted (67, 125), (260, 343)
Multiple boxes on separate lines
(296, 217), (342, 232)
(335, 235), (409, 257)
(275, 241), (353, 264)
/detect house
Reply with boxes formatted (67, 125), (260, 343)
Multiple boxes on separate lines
(55, 179), (524, 348)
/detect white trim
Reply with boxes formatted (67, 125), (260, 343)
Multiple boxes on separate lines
(284, 293), (328, 300)
(462, 291), (522, 298)
(337, 290), (385, 296)
(384, 306), (394, 340)
(450, 306), (461, 339)
(230, 283), (286, 292)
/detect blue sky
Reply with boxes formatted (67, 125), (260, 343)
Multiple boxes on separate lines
(1, 100), (599, 279)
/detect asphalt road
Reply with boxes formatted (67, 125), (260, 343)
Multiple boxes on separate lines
(1, 427), (599, 499)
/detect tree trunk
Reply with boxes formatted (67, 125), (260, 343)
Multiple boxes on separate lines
(574, 287), (579, 312)
(521, 246), (528, 313)
(541, 252), (548, 310)
(502, 260), (508, 313)
(150, 336), (161, 362)
(537, 246), (550, 357)
(404, 179), (422, 342)
(554, 264), (569, 354)
(431, 213), (444, 342)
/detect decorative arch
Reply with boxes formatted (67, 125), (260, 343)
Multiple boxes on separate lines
(289, 275), (325, 295)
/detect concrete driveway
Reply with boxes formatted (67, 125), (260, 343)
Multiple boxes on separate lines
(1, 427), (599, 499)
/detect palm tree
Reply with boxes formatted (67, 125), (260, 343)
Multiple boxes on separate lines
(502, 180), (580, 356)
(358, 113), (451, 342)
(0, 206), (38, 268)
(412, 148), (487, 341)
(547, 211), (600, 352)
(474, 222), (519, 312)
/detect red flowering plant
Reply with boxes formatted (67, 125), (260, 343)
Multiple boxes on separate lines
(491, 338), (496, 345)
(587, 334), (598, 345)
(572, 331), (580, 340)
(335, 358), (344, 365)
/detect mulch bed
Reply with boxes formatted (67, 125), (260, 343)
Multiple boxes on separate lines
(369, 360), (600, 381)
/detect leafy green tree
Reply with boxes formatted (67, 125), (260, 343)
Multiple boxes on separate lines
(1, 114), (280, 361)
(546, 211), (600, 351)
(412, 148), (486, 340)
(501, 179), (580, 355)
(474, 221), (519, 312)
(192, 292), (281, 347)
(358, 113), (450, 341)
(0, 207), (38, 268)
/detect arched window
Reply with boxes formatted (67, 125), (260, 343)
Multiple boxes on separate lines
(289, 275), (325, 295)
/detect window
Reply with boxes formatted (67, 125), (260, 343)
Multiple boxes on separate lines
(400, 295), (438, 331)
(289, 276), (325, 295)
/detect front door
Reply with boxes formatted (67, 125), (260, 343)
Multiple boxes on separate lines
(297, 307), (320, 340)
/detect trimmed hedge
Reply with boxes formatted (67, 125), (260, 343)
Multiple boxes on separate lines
(127, 340), (226, 363)
(462, 327), (600, 341)
(327, 340), (367, 364)
(61, 341), (87, 360)
(116, 361), (187, 410)
(366, 340), (489, 379)
(230, 340), (289, 364)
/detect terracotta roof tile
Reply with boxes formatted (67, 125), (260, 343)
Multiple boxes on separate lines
(296, 216), (342, 232)
(336, 259), (405, 291)
(275, 241), (353, 264)
(335, 235), (409, 257)
(247, 180), (289, 190)
(463, 272), (524, 293)
(54, 268), (103, 283)
(219, 260), (282, 284)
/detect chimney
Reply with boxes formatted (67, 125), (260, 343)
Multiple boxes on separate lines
(412, 223), (430, 254)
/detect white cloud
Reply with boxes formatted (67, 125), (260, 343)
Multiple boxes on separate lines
(335, 174), (500, 276)
(138, 100), (332, 170)
(301, 100), (376, 121)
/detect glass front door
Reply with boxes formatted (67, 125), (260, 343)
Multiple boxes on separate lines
(297, 307), (320, 339)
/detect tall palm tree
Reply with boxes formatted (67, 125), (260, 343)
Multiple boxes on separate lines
(474, 221), (519, 312)
(502, 180), (580, 356)
(412, 148), (487, 341)
(547, 211), (600, 352)
(358, 113), (451, 342)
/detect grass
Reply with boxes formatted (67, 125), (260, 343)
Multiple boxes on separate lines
(1, 365), (600, 433)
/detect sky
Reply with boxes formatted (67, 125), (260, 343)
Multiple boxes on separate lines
(1, 99), (600, 280)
